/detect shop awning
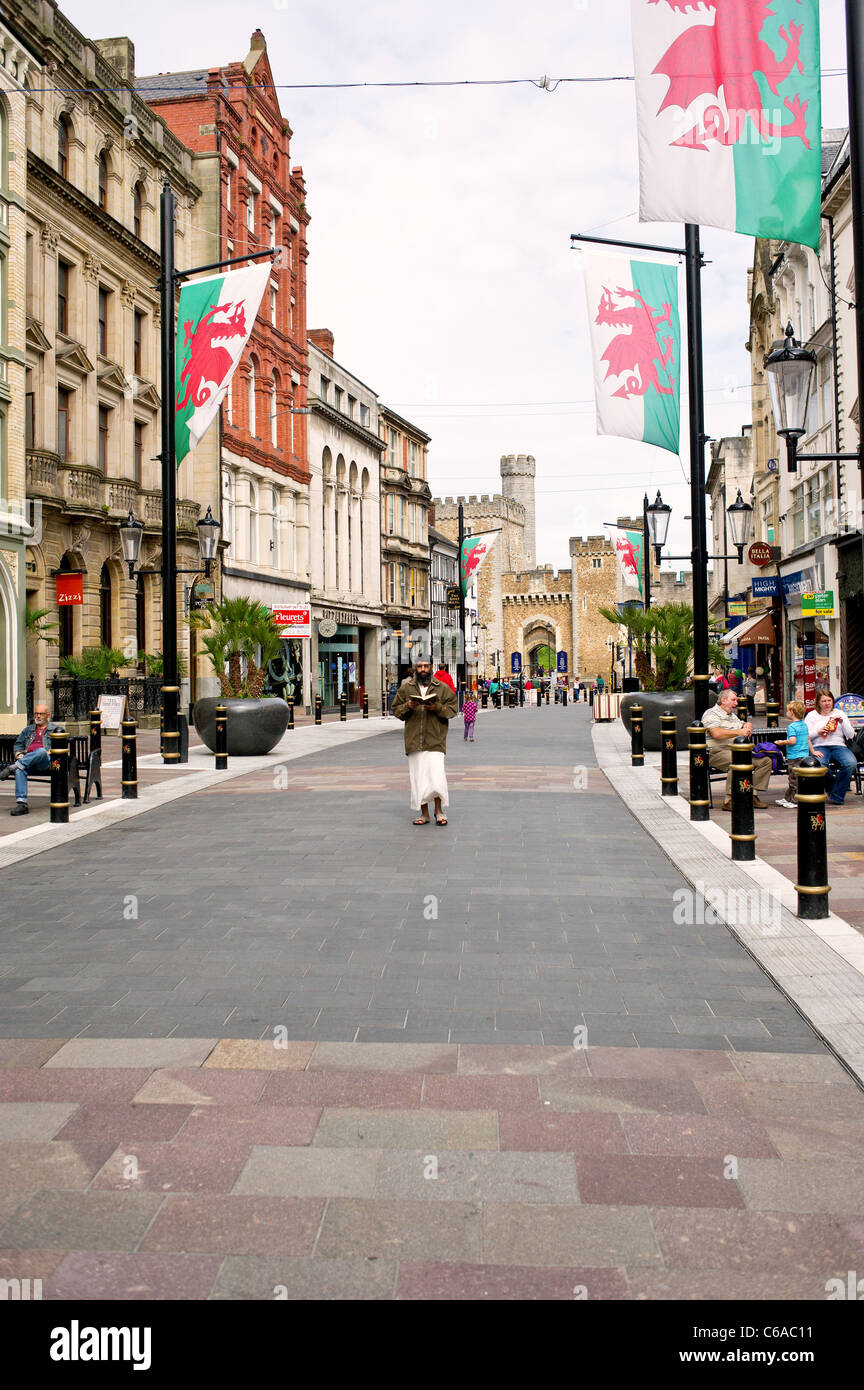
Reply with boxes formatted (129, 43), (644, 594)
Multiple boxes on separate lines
(720, 611), (777, 647)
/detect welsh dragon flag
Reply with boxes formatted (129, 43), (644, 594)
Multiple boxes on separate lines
(174, 263), (270, 465)
(460, 531), (498, 595)
(611, 528), (644, 595)
(583, 254), (680, 454)
(632, 0), (822, 249)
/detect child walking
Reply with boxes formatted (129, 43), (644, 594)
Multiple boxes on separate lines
(462, 694), (478, 742)
(775, 700), (816, 808)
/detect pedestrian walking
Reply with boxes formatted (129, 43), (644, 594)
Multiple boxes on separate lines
(744, 669), (757, 717)
(596, 674), (605, 693)
(433, 663), (456, 693)
(392, 659), (458, 826)
(462, 694), (478, 742)
(774, 700), (816, 808)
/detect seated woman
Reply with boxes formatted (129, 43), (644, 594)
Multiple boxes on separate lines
(805, 690), (857, 807)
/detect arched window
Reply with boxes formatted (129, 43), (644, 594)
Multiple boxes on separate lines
(98, 151), (109, 210)
(133, 181), (144, 239)
(99, 561), (112, 646)
(248, 480), (259, 564)
(58, 114), (70, 179)
(270, 372), (279, 447)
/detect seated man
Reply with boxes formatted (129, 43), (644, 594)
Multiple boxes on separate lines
(0, 704), (65, 816)
(701, 688), (773, 811)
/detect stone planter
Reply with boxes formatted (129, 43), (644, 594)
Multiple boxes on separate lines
(193, 697), (290, 756)
(620, 690), (718, 752)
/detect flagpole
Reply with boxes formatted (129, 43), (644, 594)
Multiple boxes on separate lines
(684, 223), (710, 721)
(160, 180), (180, 764)
(457, 503), (466, 698)
(845, 0), (864, 504)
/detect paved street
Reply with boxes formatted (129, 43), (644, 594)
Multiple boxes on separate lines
(4, 703), (864, 1300)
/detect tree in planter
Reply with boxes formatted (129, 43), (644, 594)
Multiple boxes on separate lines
(599, 603), (726, 691)
(25, 607), (59, 646)
(186, 597), (283, 698)
(60, 645), (128, 680)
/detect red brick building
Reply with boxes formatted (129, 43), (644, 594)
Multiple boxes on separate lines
(139, 30), (313, 698)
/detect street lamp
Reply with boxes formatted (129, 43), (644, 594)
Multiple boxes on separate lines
(725, 489), (754, 562)
(645, 490), (672, 565)
(196, 506), (221, 577)
(119, 510), (145, 580)
(764, 322), (817, 473)
(119, 504), (221, 580)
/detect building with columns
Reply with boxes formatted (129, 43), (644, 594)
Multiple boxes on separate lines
(0, 20), (38, 732)
(379, 404), (432, 687)
(18, 1), (206, 711)
(140, 29), (311, 701)
(307, 330), (383, 709)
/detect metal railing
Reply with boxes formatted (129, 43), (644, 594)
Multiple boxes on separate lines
(28, 676), (162, 723)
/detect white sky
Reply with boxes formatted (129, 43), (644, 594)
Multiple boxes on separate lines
(65, 0), (851, 572)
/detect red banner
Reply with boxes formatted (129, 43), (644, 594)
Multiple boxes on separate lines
(56, 573), (83, 605)
(803, 659), (817, 709)
(272, 607), (311, 639)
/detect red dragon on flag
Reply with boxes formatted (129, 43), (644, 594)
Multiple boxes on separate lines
(176, 302), (249, 413)
(649, 0), (811, 151)
(595, 285), (676, 401)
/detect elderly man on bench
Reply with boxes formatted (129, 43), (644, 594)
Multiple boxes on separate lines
(0, 703), (65, 816)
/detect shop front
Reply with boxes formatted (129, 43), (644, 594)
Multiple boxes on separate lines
(312, 606), (383, 710)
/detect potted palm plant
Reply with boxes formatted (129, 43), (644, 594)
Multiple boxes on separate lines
(599, 602), (726, 750)
(188, 597), (290, 755)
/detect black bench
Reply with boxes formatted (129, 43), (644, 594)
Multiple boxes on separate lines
(0, 733), (102, 807)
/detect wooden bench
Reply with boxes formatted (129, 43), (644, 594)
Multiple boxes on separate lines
(0, 733), (102, 807)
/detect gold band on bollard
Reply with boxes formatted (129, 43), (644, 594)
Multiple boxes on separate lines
(794, 883), (831, 895)
(730, 833), (757, 842)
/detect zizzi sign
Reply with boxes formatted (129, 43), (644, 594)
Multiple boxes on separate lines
(56, 574), (83, 605)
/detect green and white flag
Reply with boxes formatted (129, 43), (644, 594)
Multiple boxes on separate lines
(583, 254), (680, 454)
(632, 0), (821, 249)
(174, 263), (270, 465)
(460, 530), (498, 595)
(611, 528), (644, 595)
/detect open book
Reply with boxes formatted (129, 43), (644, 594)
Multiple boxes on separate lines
(415, 691), (438, 704)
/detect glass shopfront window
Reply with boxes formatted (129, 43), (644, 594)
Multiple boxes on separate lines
(318, 625), (363, 706)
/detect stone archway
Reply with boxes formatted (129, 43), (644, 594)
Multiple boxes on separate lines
(523, 615), (560, 678)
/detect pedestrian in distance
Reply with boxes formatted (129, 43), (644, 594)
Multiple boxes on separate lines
(462, 693), (478, 742)
(806, 689), (858, 807)
(596, 674), (605, 693)
(392, 659), (458, 826)
(744, 669), (757, 717)
(433, 662), (456, 693)
(774, 700), (816, 809)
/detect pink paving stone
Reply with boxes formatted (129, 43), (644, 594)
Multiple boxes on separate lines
(140, 1195), (326, 1256)
(498, 1111), (628, 1154)
(0, 1041), (67, 1069)
(621, 1114), (779, 1158)
(131, 1069), (270, 1107)
(0, 1069), (153, 1105)
(575, 1156), (746, 1208)
(695, 1079), (864, 1123)
(91, 1133), (255, 1195)
(54, 1104), (193, 1146)
(456, 1046), (591, 1077)
(539, 1077), (708, 1115)
(45, 1251), (223, 1300)
(585, 1048), (737, 1080)
(178, 1105), (321, 1147)
(395, 1262), (629, 1300)
(420, 1075), (542, 1111)
(261, 1070), (422, 1110)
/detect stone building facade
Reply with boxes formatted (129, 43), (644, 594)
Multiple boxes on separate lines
(379, 404), (432, 686)
(307, 330), (383, 708)
(139, 29), (311, 703)
(19, 1), (204, 710)
(0, 19), (38, 732)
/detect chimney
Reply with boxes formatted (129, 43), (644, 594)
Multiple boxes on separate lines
(309, 328), (334, 358)
(428, 503), (436, 527)
(94, 37), (135, 84)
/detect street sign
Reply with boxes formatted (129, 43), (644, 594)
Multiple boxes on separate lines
(748, 542), (774, 567)
(557, 651), (568, 672)
(446, 585), (461, 609)
(97, 693), (126, 731)
(273, 607), (311, 639)
(511, 652), (522, 674)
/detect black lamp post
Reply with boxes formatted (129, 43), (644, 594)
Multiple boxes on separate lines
(763, 323), (817, 474)
(120, 506), (221, 584)
(645, 490), (672, 567)
(726, 489), (753, 563)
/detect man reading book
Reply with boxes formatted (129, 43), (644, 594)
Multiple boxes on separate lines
(392, 659), (458, 826)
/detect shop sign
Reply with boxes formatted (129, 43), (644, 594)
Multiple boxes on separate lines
(56, 573), (83, 605)
(511, 652), (522, 674)
(318, 618), (338, 639)
(190, 577), (215, 611)
(446, 585), (461, 609)
(748, 542), (774, 567)
(557, 651), (568, 672)
(835, 693), (864, 726)
(780, 568), (816, 599)
(273, 607), (311, 639)
(751, 575), (779, 597)
(801, 590), (834, 617)
(727, 601), (748, 616)
(97, 692), (126, 731)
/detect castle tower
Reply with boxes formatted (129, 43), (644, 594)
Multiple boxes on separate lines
(500, 455), (536, 570)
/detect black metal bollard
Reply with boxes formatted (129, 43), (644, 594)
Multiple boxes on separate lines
(362, 693), (369, 719)
(795, 757), (830, 919)
(339, 692), (347, 722)
(214, 703), (228, 770)
(89, 709), (102, 758)
(737, 694), (749, 723)
(660, 710), (678, 797)
(729, 735), (755, 861)
(381, 689), (387, 718)
(688, 722), (710, 823)
(121, 718), (138, 800)
(49, 729), (69, 824)
(630, 704), (644, 768)
(314, 695), (322, 726)
(562, 688), (567, 707)
(287, 699), (294, 732)
(536, 689), (542, 708)
(545, 686), (550, 705)
(589, 688), (594, 708)
(481, 689), (488, 709)
(766, 700), (780, 729)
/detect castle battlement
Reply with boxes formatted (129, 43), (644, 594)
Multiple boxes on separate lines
(434, 493), (526, 521)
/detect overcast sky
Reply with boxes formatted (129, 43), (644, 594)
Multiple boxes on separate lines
(67, 0), (851, 572)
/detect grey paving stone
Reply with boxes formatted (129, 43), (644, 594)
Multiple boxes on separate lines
(210, 1256), (397, 1301)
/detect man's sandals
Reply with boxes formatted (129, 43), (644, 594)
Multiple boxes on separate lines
(435, 814), (448, 826)
(413, 816), (430, 825)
